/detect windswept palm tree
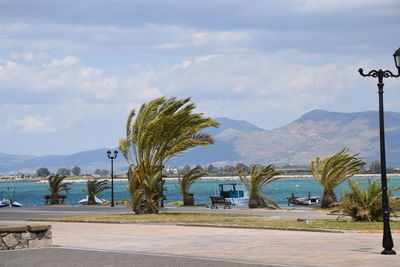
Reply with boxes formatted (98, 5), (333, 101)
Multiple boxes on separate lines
(239, 165), (283, 209)
(119, 97), (219, 214)
(175, 166), (206, 206)
(48, 175), (70, 205)
(85, 179), (110, 205)
(310, 148), (366, 208)
(339, 179), (400, 222)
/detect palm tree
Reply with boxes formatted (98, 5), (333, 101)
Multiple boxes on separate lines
(48, 175), (70, 205)
(310, 148), (366, 208)
(339, 179), (400, 221)
(239, 165), (283, 209)
(119, 97), (219, 214)
(85, 179), (110, 205)
(175, 166), (206, 206)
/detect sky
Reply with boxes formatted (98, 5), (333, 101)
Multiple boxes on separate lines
(1, 0), (400, 156)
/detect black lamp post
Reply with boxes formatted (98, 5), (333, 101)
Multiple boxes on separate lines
(359, 48), (400, 255)
(107, 150), (118, 207)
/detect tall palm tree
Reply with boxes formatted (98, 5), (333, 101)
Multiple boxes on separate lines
(119, 97), (219, 214)
(175, 166), (206, 206)
(310, 148), (366, 208)
(48, 175), (70, 205)
(85, 179), (110, 205)
(239, 165), (283, 209)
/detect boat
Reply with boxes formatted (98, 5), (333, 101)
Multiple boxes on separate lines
(0, 199), (23, 208)
(217, 183), (249, 206)
(79, 195), (106, 205)
(0, 189), (23, 207)
(287, 192), (320, 206)
(10, 201), (23, 207)
(0, 199), (9, 208)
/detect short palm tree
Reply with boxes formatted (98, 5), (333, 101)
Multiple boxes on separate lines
(85, 179), (110, 205)
(48, 175), (70, 205)
(175, 166), (206, 206)
(119, 97), (219, 214)
(338, 179), (400, 221)
(310, 148), (366, 208)
(239, 165), (283, 209)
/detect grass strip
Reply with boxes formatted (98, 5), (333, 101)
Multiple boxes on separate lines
(28, 213), (264, 223)
(186, 219), (400, 231)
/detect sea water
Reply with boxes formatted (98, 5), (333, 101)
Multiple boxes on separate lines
(1, 177), (400, 207)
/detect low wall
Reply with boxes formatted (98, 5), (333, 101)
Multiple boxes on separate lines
(0, 224), (52, 250)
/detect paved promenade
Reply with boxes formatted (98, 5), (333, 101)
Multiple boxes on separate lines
(1, 206), (399, 266)
(2, 220), (400, 266)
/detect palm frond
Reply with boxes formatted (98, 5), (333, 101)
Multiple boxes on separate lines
(310, 148), (366, 191)
(176, 166), (206, 196)
(120, 97), (219, 213)
(48, 175), (70, 195)
(239, 165), (282, 209)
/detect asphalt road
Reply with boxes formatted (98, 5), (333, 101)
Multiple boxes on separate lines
(0, 247), (280, 267)
(0, 205), (131, 221)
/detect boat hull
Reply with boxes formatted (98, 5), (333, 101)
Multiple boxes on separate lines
(79, 196), (105, 204)
(225, 197), (249, 206)
(288, 197), (320, 206)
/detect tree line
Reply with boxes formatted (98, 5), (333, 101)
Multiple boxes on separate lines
(36, 166), (110, 178)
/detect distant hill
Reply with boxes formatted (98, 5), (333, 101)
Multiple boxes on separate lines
(0, 117), (262, 173)
(170, 110), (400, 167)
(224, 109), (400, 166)
(2, 111), (400, 174)
(205, 117), (264, 135)
(0, 148), (127, 174)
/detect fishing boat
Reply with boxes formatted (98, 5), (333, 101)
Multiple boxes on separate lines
(287, 192), (320, 206)
(0, 189), (23, 207)
(0, 199), (9, 208)
(0, 199), (23, 207)
(217, 183), (249, 206)
(78, 195), (106, 205)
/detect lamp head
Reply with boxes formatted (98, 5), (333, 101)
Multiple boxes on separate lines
(107, 150), (111, 158)
(113, 150), (118, 158)
(393, 47), (400, 71)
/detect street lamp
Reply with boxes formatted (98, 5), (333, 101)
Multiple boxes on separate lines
(359, 48), (400, 255)
(107, 150), (118, 207)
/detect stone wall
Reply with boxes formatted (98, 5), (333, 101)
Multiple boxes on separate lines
(0, 224), (52, 250)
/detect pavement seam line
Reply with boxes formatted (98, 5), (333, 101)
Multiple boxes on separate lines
(53, 245), (313, 267)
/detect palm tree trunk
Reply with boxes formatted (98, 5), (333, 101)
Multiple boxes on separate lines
(50, 194), (59, 205)
(133, 191), (160, 214)
(249, 196), (262, 209)
(183, 194), (195, 206)
(321, 189), (337, 208)
(87, 195), (96, 205)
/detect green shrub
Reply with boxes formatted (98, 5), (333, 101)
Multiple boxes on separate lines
(338, 179), (400, 222)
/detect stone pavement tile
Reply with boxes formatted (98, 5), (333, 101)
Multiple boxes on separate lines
(47, 222), (400, 267)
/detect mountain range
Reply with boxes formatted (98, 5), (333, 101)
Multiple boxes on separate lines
(2, 109), (400, 174)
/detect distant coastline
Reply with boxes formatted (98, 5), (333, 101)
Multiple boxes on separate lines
(22, 173), (400, 184)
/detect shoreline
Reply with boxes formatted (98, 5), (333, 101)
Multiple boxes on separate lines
(0, 173), (397, 184)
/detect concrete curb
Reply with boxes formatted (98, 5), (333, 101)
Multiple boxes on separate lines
(176, 223), (345, 233)
(27, 216), (277, 224)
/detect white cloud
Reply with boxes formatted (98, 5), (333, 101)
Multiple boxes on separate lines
(0, 53), (383, 116)
(14, 115), (56, 134)
(43, 56), (79, 68)
(0, 0), (399, 155)
(294, 0), (398, 12)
